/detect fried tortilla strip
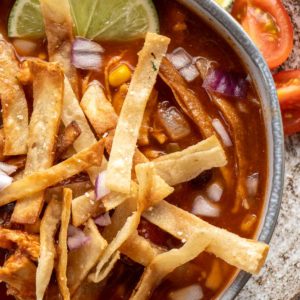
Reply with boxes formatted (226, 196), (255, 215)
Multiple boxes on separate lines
(0, 35), (29, 155)
(0, 228), (40, 260)
(120, 231), (163, 266)
(0, 251), (36, 300)
(142, 135), (227, 186)
(62, 78), (104, 183)
(36, 199), (62, 300)
(159, 57), (214, 138)
(0, 140), (104, 206)
(130, 231), (210, 300)
(56, 121), (81, 160)
(67, 219), (107, 295)
(90, 164), (173, 283)
(80, 81), (118, 137)
(40, 0), (79, 95)
(57, 189), (72, 300)
(196, 59), (248, 212)
(143, 200), (269, 274)
(72, 189), (135, 227)
(12, 60), (64, 224)
(106, 33), (170, 194)
(138, 89), (158, 146)
(0, 129), (4, 161)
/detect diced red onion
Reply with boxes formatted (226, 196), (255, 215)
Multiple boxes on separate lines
(246, 173), (259, 197)
(67, 225), (91, 250)
(192, 196), (220, 218)
(169, 284), (204, 300)
(95, 171), (110, 201)
(72, 37), (104, 70)
(212, 118), (232, 147)
(207, 183), (223, 202)
(157, 102), (191, 141)
(167, 47), (192, 70)
(0, 162), (17, 175)
(0, 174), (13, 191)
(202, 68), (248, 98)
(94, 212), (111, 227)
(179, 64), (200, 82)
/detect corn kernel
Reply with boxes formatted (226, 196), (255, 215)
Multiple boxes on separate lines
(108, 64), (132, 87)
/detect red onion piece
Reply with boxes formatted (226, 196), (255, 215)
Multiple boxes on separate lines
(67, 225), (91, 250)
(0, 162), (17, 175)
(202, 68), (248, 98)
(207, 183), (223, 202)
(167, 47), (192, 70)
(157, 101), (191, 141)
(246, 173), (259, 197)
(0, 174), (13, 191)
(95, 171), (110, 201)
(212, 118), (232, 147)
(179, 64), (200, 82)
(94, 212), (111, 227)
(72, 37), (104, 70)
(169, 284), (204, 300)
(192, 196), (220, 218)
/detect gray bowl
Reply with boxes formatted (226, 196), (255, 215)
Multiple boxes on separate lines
(176, 0), (285, 298)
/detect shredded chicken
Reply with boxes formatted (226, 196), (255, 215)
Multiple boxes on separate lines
(0, 228), (40, 260)
(0, 251), (36, 300)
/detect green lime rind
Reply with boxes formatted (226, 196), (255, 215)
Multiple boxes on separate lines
(8, 0), (45, 38)
(8, 0), (159, 41)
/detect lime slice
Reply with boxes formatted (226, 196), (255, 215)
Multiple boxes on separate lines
(84, 0), (159, 41)
(8, 0), (45, 38)
(214, 0), (233, 9)
(8, 0), (159, 41)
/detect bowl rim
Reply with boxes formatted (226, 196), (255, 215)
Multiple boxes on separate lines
(176, 0), (285, 298)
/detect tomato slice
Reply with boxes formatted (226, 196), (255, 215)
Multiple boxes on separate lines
(274, 70), (300, 110)
(282, 109), (300, 136)
(232, 0), (294, 69)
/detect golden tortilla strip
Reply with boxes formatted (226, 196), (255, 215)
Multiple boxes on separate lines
(143, 200), (269, 274)
(0, 140), (104, 206)
(40, 0), (79, 96)
(130, 231), (210, 300)
(138, 89), (158, 146)
(0, 129), (4, 161)
(0, 35), (29, 155)
(106, 33), (170, 194)
(62, 77), (105, 183)
(120, 231), (163, 266)
(0, 251), (36, 300)
(56, 121), (81, 160)
(196, 59), (248, 213)
(0, 228), (40, 260)
(80, 81), (118, 137)
(72, 189), (135, 227)
(57, 189), (72, 300)
(12, 59), (64, 224)
(159, 57), (214, 138)
(67, 219), (107, 295)
(36, 199), (62, 300)
(142, 135), (227, 186)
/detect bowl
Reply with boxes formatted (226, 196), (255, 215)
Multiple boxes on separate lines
(176, 0), (285, 298)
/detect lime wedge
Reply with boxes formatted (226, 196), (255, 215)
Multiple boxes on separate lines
(214, 0), (233, 9)
(8, 0), (45, 38)
(84, 0), (159, 41)
(8, 0), (159, 41)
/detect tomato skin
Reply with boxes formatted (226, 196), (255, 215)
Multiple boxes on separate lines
(232, 0), (294, 69)
(274, 70), (300, 110)
(282, 109), (300, 136)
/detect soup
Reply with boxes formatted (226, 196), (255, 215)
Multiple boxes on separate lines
(0, 0), (268, 299)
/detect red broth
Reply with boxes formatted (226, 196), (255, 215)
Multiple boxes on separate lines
(0, 0), (267, 299)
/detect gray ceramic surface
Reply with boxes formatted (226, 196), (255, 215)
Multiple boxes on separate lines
(176, 0), (285, 299)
